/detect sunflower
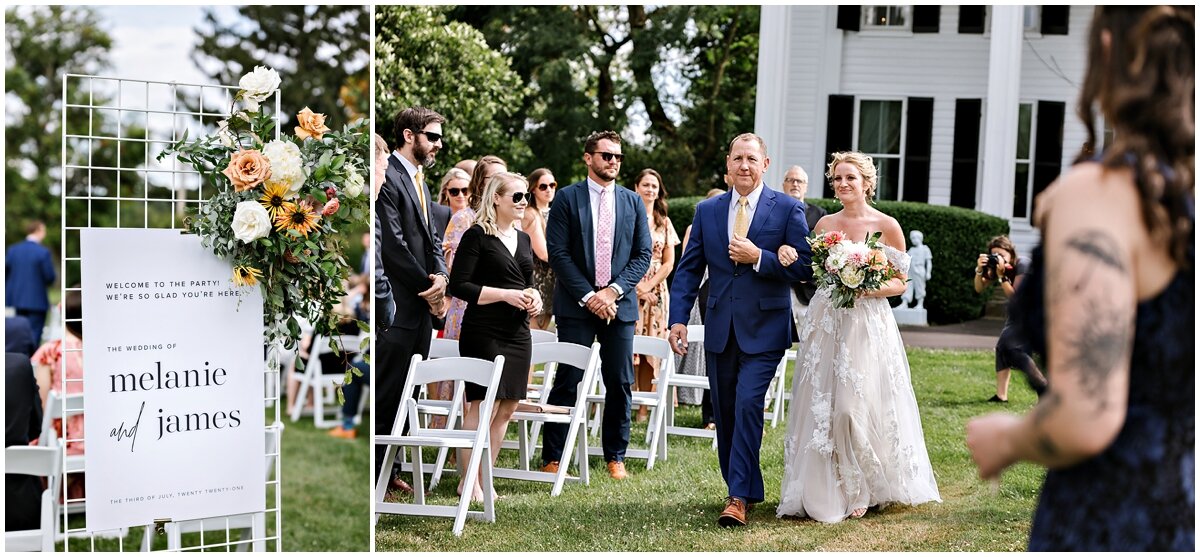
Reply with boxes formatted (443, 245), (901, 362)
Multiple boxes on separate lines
(274, 199), (321, 237)
(232, 265), (263, 287)
(258, 182), (296, 219)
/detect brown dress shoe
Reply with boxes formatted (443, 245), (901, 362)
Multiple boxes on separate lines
(606, 461), (628, 480)
(389, 476), (414, 494)
(540, 461), (560, 474)
(718, 497), (748, 527)
(327, 425), (357, 439)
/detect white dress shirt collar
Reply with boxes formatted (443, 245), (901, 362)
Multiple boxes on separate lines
(392, 149), (420, 182)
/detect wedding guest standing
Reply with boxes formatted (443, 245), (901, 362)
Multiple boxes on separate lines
(6, 352), (42, 531)
(437, 167), (472, 223)
(450, 172), (541, 502)
(376, 107), (449, 489)
(631, 168), (680, 422)
(542, 130), (652, 480)
(967, 6), (1194, 551)
(6, 219), (56, 346)
(523, 168), (558, 332)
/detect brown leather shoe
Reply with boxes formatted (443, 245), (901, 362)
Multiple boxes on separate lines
(389, 476), (414, 494)
(327, 425), (357, 439)
(540, 461), (560, 474)
(718, 497), (748, 527)
(606, 460), (628, 480)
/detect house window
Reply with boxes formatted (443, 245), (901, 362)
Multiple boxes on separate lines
(863, 6), (911, 29)
(1022, 6), (1040, 32)
(1013, 102), (1036, 219)
(856, 99), (905, 201)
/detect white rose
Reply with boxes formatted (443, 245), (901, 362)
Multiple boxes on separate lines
(231, 200), (272, 244)
(839, 265), (865, 288)
(343, 163), (364, 197)
(262, 140), (305, 197)
(239, 66), (281, 104)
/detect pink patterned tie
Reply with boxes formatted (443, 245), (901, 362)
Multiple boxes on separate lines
(595, 186), (613, 287)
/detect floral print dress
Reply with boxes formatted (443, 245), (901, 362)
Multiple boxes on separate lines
(633, 216), (680, 374)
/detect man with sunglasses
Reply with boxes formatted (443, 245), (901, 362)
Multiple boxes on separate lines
(542, 130), (652, 480)
(375, 106), (450, 491)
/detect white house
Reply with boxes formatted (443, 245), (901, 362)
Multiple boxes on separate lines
(754, 5), (1096, 252)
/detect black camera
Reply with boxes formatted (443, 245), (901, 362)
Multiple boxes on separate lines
(986, 253), (1001, 268)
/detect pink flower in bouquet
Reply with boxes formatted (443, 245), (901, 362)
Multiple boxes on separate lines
(847, 250), (868, 268)
(321, 197), (341, 216)
(223, 149), (272, 192)
(823, 230), (845, 247)
(867, 249), (888, 271)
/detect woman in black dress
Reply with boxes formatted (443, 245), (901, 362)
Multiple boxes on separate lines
(449, 171), (541, 502)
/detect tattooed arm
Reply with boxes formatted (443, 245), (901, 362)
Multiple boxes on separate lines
(967, 164), (1137, 478)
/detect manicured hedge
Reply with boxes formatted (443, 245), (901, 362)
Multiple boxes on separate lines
(664, 195), (1009, 324)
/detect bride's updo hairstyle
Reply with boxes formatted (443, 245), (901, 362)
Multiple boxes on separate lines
(825, 151), (878, 200)
(1076, 5), (1194, 267)
(474, 171), (527, 237)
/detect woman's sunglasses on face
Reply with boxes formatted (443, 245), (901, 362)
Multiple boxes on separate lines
(505, 191), (534, 204)
(444, 187), (467, 197)
(537, 182), (557, 192)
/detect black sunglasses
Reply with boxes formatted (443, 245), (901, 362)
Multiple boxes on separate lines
(537, 182), (557, 191)
(589, 151), (624, 163)
(445, 187), (466, 197)
(415, 129), (443, 143)
(507, 191), (534, 204)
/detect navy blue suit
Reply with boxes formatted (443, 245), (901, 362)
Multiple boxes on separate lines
(669, 185), (812, 503)
(542, 179), (652, 464)
(5, 239), (56, 346)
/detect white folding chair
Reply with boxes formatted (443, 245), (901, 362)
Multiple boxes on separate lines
(374, 355), (504, 537)
(659, 324), (718, 459)
(140, 426), (282, 551)
(764, 349), (796, 428)
(39, 391), (86, 515)
(583, 335), (672, 469)
(289, 333), (363, 428)
(498, 342), (601, 496)
(413, 337), (462, 490)
(5, 446), (62, 552)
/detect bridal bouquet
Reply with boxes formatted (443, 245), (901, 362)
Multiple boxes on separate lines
(807, 230), (901, 309)
(160, 66), (369, 384)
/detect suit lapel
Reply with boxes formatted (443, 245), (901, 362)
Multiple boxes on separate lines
(577, 183), (596, 273)
(747, 187), (776, 241)
(389, 154), (432, 243)
(714, 192), (731, 244)
(610, 185), (626, 264)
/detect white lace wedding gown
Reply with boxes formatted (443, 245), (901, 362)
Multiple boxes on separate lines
(777, 244), (941, 523)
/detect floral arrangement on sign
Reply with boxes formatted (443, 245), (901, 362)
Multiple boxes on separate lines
(160, 66), (369, 388)
(807, 230), (902, 309)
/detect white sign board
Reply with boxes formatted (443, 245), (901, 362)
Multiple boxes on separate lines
(81, 229), (265, 531)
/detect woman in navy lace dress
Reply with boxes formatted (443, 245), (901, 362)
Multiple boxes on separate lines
(966, 6), (1194, 551)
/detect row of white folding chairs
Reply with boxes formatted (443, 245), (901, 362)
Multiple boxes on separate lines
(5, 445), (62, 552)
(289, 333), (369, 428)
(376, 341), (603, 536)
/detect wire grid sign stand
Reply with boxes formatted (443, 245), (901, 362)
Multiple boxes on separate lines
(59, 73), (283, 552)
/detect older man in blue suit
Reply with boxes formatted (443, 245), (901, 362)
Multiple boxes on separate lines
(668, 133), (813, 527)
(6, 220), (56, 346)
(542, 130), (652, 480)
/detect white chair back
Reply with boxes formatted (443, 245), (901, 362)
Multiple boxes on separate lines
(529, 329), (557, 344)
(5, 446), (62, 552)
(686, 324), (706, 343)
(427, 337), (460, 359)
(39, 391), (84, 448)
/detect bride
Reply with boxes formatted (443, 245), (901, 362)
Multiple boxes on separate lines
(776, 151), (940, 523)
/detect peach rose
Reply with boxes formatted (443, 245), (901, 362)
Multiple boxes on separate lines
(294, 107), (331, 140)
(867, 249), (888, 271)
(223, 149), (272, 192)
(321, 197), (340, 216)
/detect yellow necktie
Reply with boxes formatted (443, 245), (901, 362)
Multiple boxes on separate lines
(734, 197), (750, 238)
(414, 168), (429, 224)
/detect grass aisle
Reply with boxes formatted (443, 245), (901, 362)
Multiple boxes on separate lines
(375, 348), (1044, 551)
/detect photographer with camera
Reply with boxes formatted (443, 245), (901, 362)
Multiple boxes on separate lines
(974, 235), (1047, 402)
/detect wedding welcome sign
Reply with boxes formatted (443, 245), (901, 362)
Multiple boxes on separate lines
(81, 229), (266, 531)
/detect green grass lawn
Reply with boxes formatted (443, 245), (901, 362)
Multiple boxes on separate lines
(62, 409), (370, 552)
(376, 347), (1045, 551)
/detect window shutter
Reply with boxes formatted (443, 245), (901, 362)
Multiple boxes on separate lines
(958, 6), (986, 34)
(825, 95), (856, 169)
(903, 98), (934, 203)
(1041, 6), (1070, 35)
(950, 99), (982, 208)
(913, 6), (940, 33)
(837, 6), (861, 31)
(1032, 100), (1065, 210)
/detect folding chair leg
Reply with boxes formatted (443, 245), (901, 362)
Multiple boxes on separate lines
(455, 441), (486, 537)
(412, 446), (426, 505)
(289, 379), (309, 422)
(481, 455), (495, 523)
(517, 422), (530, 470)
(374, 444), (399, 519)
